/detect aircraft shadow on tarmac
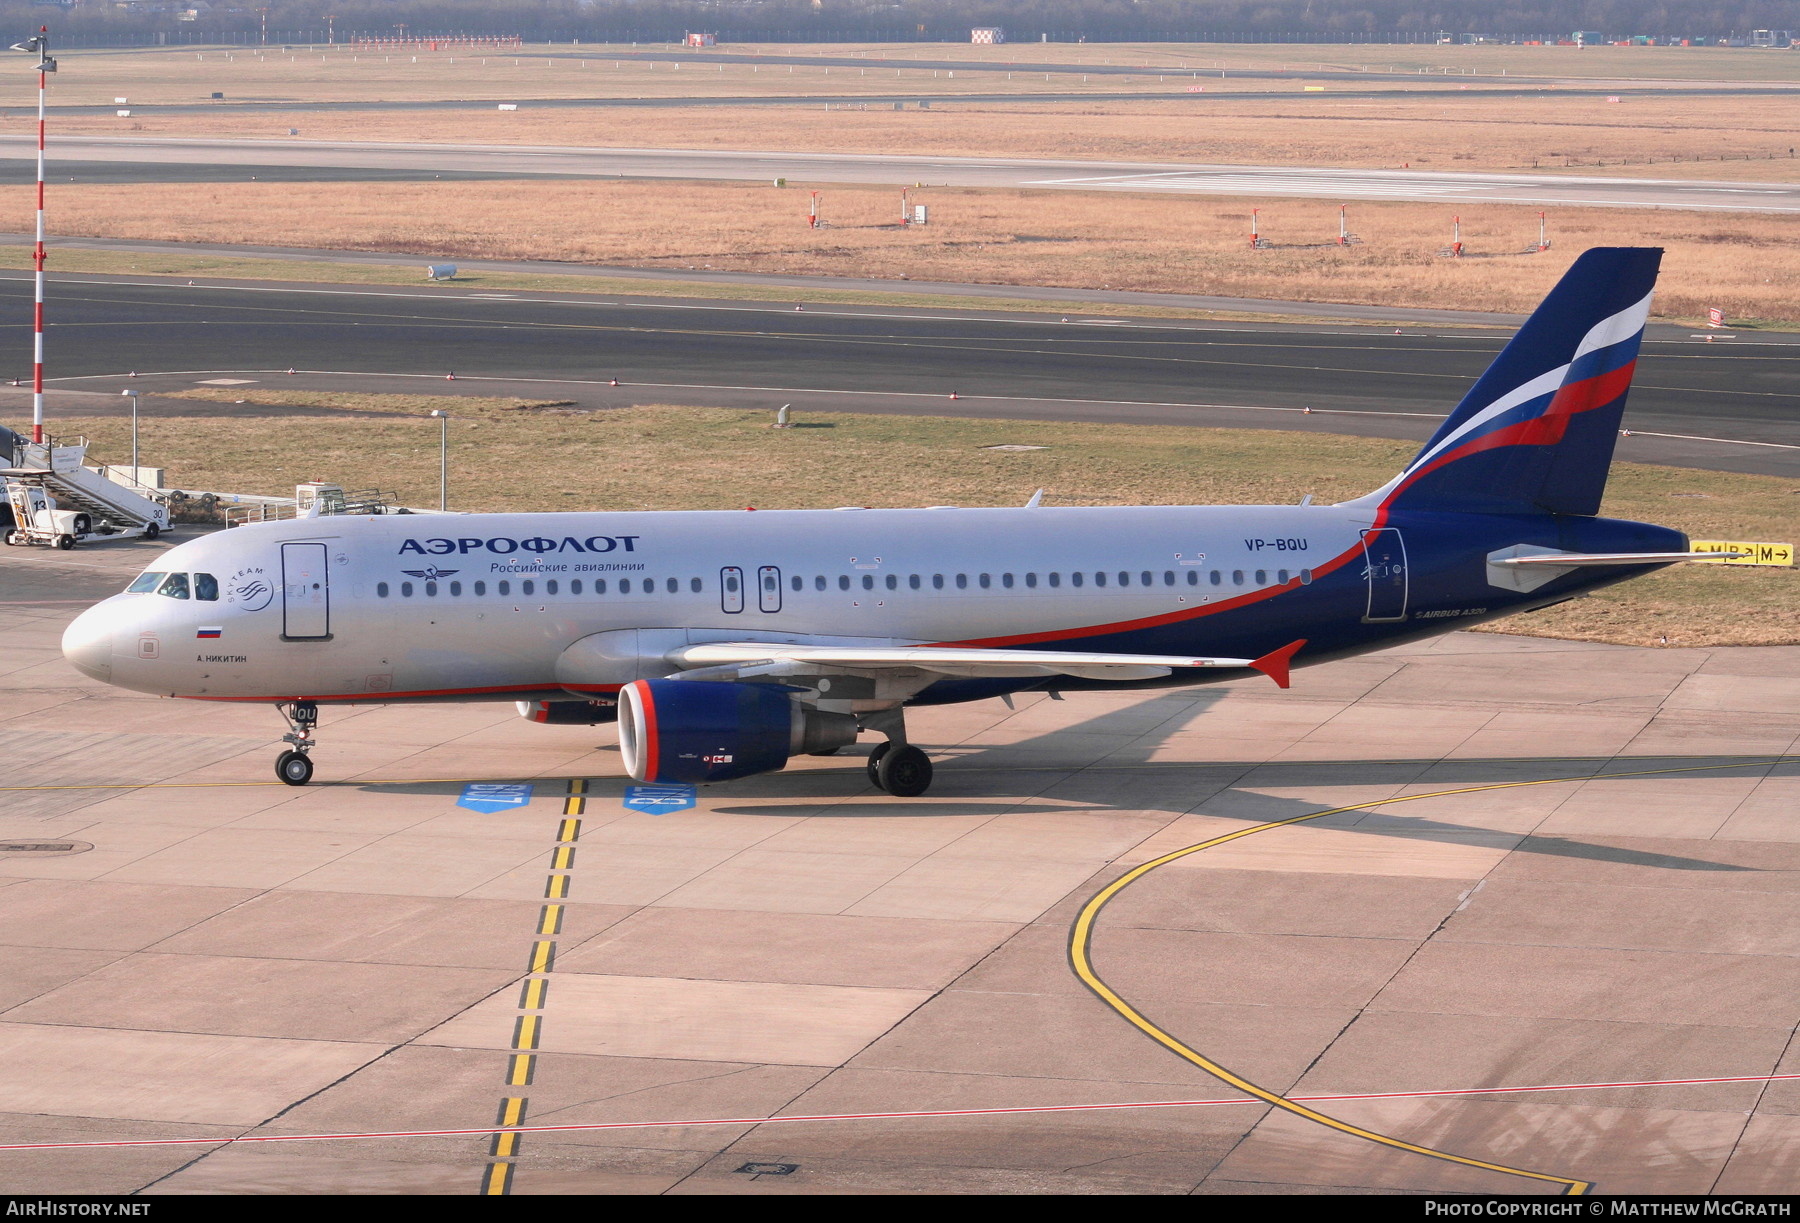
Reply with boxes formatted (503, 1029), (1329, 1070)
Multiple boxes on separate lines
(375, 687), (1787, 875)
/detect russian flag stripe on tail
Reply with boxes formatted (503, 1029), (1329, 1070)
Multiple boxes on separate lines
(1352, 248), (1661, 518)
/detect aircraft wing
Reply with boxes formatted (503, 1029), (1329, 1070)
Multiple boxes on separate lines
(666, 640), (1305, 687)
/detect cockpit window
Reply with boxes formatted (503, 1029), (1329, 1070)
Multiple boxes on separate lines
(127, 571), (166, 594)
(156, 573), (190, 600)
(194, 573), (219, 601)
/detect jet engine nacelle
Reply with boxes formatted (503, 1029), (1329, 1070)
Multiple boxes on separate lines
(618, 679), (858, 784)
(516, 699), (620, 725)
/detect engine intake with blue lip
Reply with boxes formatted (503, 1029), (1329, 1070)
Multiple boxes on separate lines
(618, 679), (857, 785)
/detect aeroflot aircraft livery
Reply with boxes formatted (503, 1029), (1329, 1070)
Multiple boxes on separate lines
(63, 248), (1717, 796)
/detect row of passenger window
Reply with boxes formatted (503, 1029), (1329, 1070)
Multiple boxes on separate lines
(796, 568), (1312, 592)
(377, 576), (701, 599)
(375, 567), (1315, 600)
(126, 571), (219, 601)
(132, 565), (1317, 607)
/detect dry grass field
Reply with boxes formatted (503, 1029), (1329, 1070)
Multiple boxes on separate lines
(0, 245), (1334, 323)
(25, 45), (1281, 108)
(28, 178), (1800, 324)
(12, 42), (1798, 182)
(41, 92), (1800, 180)
(94, 395), (1800, 648)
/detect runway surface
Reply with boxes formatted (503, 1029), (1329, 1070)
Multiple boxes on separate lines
(32, 84), (1799, 118)
(3, 533), (1797, 1194)
(515, 47), (1800, 97)
(0, 271), (1793, 477)
(0, 160), (590, 186)
(464, 47), (1660, 84)
(7, 233), (1547, 326)
(5, 135), (1798, 212)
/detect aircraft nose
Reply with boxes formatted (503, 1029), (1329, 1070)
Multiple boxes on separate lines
(61, 605), (116, 682)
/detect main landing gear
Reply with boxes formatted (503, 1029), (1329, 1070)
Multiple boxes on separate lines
(860, 707), (933, 796)
(274, 700), (318, 786)
(866, 742), (933, 796)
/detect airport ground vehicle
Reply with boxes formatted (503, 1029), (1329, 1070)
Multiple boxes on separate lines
(3, 437), (169, 549)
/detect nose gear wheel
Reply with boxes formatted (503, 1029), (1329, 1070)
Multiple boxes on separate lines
(276, 750), (314, 786)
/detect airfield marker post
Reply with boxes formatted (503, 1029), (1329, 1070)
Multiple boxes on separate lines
(1452, 214), (1463, 257)
(121, 389), (138, 472)
(1537, 211), (1549, 251)
(809, 191), (821, 228)
(11, 28), (53, 444)
(429, 410), (450, 511)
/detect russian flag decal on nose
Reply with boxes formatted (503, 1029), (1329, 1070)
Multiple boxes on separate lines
(196, 627), (223, 639)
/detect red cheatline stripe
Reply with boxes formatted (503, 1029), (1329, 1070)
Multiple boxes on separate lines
(4, 1071), (1796, 1153)
(188, 682), (561, 703)
(936, 539), (1365, 651)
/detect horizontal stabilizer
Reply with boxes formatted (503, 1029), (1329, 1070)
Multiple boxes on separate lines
(1492, 551), (1745, 567)
(1486, 544), (1726, 593)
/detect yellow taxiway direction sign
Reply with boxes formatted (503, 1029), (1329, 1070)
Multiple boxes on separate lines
(1691, 541), (1795, 567)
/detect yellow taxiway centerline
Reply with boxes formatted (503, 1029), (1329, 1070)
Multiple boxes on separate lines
(1069, 757), (1798, 1196)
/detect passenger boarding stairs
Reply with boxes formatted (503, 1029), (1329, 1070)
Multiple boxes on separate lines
(1, 436), (171, 548)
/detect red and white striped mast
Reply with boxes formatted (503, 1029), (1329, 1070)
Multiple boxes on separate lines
(13, 27), (53, 443)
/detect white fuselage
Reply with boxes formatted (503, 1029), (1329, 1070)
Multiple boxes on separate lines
(63, 505), (1367, 704)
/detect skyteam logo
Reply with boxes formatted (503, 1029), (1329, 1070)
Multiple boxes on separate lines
(225, 566), (274, 612)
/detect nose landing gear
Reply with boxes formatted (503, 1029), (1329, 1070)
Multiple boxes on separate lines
(275, 700), (319, 786)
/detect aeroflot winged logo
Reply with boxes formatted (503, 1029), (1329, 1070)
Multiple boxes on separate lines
(1395, 290), (1650, 488)
(401, 567), (459, 581)
(1352, 248), (1658, 521)
(399, 535), (642, 556)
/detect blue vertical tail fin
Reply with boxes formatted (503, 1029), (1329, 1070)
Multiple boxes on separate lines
(1351, 247), (1661, 518)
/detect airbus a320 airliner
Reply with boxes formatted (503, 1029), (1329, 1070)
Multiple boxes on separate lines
(62, 248), (1721, 796)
